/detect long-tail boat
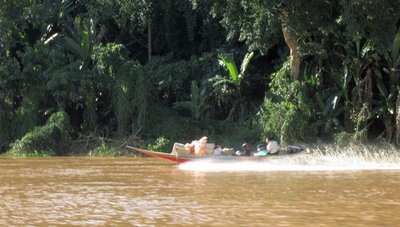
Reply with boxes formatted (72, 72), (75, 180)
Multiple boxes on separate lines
(126, 144), (304, 163)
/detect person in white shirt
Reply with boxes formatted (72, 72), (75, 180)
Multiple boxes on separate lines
(265, 136), (279, 154)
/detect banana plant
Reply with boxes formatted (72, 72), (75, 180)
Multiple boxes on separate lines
(371, 78), (396, 139)
(212, 51), (254, 120)
(45, 16), (95, 70)
(338, 38), (377, 131)
(312, 91), (344, 135)
(329, 65), (352, 110)
(174, 80), (210, 123)
(214, 51), (254, 87)
(379, 31), (400, 141)
(380, 32), (400, 99)
(381, 32), (400, 77)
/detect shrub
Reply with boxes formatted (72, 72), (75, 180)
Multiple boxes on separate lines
(10, 95), (41, 139)
(333, 130), (368, 147)
(145, 104), (192, 143)
(147, 136), (171, 152)
(256, 62), (312, 144)
(6, 111), (71, 156)
(214, 119), (262, 150)
(141, 56), (188, 103)
(88, 142), (120, 157)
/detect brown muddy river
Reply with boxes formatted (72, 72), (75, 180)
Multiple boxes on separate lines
(1, 156), (400, 226)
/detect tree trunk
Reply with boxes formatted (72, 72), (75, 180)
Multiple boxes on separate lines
(147, 19), (152, 62)
(281, 11), (300, 80)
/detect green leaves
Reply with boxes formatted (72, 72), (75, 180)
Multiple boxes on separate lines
(217, 51), (254, 85)
(390, 30), (400, 62)
(6, 111), (71, 156)
(314, 91), (344, 135)
(240, 51), (254, 78)
(213, 51), (254, 120)
(45, 17), (95, 70)
(374, 78), (395, 116)
(174, 80), (210, 122)
(376, 31), (400, 138)
(218, 53), (239, 83)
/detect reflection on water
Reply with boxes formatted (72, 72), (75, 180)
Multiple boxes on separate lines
(0, 157), (400, 226)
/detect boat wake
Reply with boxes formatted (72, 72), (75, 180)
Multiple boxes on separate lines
(179, 150), (400, 172)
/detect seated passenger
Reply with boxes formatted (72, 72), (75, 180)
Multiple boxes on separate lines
(254, 143), (269, 156)
(194, 136), (208, 156)
(235, 143), (253, 156)
(265, 136), (279, 154)
(213, 144), (223, 155)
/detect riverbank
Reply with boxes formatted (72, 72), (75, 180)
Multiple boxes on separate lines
(2, 135), (399, 158)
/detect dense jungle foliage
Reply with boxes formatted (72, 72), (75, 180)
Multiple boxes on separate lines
(1, 0), (400, 156)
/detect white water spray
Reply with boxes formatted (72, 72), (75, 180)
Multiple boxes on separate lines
(179, 144), (400, 172)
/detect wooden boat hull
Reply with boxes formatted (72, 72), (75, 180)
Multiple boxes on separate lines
(127, 146), (303, 163)
(128, 146), (200, 163)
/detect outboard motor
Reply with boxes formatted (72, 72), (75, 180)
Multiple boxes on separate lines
(286, 145), (304, 154)
(271, 145), (305, 155)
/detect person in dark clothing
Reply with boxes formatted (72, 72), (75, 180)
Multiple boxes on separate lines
(254, 143), (268, 156)
(235, 143), (253, 156)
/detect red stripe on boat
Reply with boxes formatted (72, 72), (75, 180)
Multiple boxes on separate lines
(141, 150), (193, 163)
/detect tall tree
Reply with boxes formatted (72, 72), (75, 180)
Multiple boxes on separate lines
(118, 0), (154, 61)
(211, 0), (335, 79)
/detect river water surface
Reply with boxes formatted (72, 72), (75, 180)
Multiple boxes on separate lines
(1, 154), (400, 226)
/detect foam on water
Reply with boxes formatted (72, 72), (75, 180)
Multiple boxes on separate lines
(179, 151), (400, 172)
